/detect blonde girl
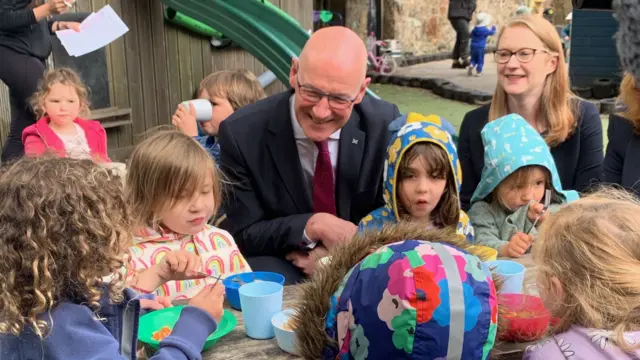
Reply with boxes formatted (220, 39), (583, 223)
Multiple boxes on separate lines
(22, 67), (110, 162)
(0, 156), (225, 359)
(458, 14), (602, 210)
(126, 130), (251, 300)
(525, 188), (640, 359)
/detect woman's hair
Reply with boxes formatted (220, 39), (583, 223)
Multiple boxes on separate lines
(489, 15), (577, 147)
(0, 157), (130, 338)
(617, 72), (640, 131)
(534, 187), (640, 351)
(493, 165), (552, 210)
(198, 69), (266, 111)
(396, 142), (460, 227)
(126, 130), (220, 230)
(30, 67), (91, 119)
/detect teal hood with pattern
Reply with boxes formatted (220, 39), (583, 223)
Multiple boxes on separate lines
(470, 114), (579, 205)
(358, 113), (474, 242)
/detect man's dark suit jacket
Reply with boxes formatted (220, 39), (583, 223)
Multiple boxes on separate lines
(218, 89), (400, 257)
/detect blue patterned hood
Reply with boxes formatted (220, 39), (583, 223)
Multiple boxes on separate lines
(470, 114), (579, 204)
(358, 113), (474, 242)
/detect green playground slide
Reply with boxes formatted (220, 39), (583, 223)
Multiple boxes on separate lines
(160, 0), (378, 98)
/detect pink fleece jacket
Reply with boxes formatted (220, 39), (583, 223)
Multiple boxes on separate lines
(22, 117), (110, 162)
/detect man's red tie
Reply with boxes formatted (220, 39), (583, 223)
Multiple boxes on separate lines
(312, 140), (336, 215)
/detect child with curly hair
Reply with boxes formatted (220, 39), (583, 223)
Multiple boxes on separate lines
(0, 157), (225, 359)
(524, 188), (640, 359)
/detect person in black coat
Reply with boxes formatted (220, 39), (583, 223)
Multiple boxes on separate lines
(603, 0), (640, 195)
(458, 15), (603, 210)
(218, 27), (400, 284)
(603, 74), (640, 196)
(0, 0), (83, 162)
(448, 0), (477, 69)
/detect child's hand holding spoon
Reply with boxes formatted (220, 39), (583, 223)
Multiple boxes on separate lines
(527, 189), (552, 235)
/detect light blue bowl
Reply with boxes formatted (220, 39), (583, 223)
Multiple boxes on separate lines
(272, 308), (298, 355)
(223, 272), (285, 310)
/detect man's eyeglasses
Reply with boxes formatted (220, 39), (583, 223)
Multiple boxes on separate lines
(493, 48), (555, 64)
(295, 76), (359, 110)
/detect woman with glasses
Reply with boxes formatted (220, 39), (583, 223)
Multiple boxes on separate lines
(457, 15), (602, 211)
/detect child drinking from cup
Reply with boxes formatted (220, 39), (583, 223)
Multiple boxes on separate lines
(358, 113), (474, 243)
(171, 69), (265, 164)
(22, 67), (110, 162)
(293, 222), (500, 359)
(468, 114), (578, 258)
(126, 130), (251, 300)
(524, 188), (640, 359)
(0, 156), (225, 359)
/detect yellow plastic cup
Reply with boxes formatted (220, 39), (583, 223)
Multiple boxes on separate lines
(468, 245), (498, 262)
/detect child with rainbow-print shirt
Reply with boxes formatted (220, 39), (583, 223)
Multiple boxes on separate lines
(127, 130), (250, 300)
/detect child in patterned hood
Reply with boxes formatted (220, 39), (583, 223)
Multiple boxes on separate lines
(524, 188), (640, 359)
(468, 114), (578, 258)
(358, 113), (474, 243)
(292, 222), (500, 359)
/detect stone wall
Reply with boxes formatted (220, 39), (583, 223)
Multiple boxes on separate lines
(346, 0), (566, 56)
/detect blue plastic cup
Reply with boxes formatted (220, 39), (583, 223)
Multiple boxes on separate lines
(239, 281), (283, 339)
(486, 260), (525, 294)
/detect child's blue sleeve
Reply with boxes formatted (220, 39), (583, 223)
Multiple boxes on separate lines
(39, 303), (217, 360)
(489, 26), (496, 35)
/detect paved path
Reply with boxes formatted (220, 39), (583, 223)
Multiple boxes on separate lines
(395, 55), (498, 94)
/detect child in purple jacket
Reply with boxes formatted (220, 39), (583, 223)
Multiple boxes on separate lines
(467, 12), (496, 77)
(525, 188), (640, 359)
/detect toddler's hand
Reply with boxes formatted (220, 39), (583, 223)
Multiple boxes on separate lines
(500, 232), (533, 258)
(527, 202), (548, 224)
(140, 296), (173, 310)
(171, 103), (199, 137)
(155, 250), (206, 282)
(189, 283), (225, 323)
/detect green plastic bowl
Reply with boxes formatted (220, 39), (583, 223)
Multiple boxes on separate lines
(138, 306), (236, 351)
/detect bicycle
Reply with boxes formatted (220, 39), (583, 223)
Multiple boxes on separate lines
(367, 40), (398, 75)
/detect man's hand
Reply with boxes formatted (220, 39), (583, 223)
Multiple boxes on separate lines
(500, 232), (533, 258)
(304, 213), (357, 249)
(286, 245), (330, 276)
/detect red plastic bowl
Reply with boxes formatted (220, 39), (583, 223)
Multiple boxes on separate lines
(498, 294), (551, 342)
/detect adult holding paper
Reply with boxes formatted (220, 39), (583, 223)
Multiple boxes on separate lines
(0, 0), (82, 162)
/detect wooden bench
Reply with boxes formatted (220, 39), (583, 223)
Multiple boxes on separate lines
(89, 107), (132, 129)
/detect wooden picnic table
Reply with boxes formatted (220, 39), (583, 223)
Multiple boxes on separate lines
(198, 254), (538, 360)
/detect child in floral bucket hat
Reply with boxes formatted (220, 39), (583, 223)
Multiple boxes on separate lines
(292, 223), (500, 359)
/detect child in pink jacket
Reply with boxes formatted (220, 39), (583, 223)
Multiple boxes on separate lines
(22, 68), (109, 162)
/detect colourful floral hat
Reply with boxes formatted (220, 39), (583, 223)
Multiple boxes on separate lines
(293, 224), (499, 359)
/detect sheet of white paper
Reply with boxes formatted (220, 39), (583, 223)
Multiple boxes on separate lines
(55, 5), (128, 57)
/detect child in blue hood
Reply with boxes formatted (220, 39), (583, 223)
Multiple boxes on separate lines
(468, 114), (579, 258)
(358, 113), (474, 243)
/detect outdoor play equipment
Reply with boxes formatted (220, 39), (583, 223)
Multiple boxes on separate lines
(159, 0), (378, 98)
(164, 7), (232, 48)
(313, 10), (344, 29)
